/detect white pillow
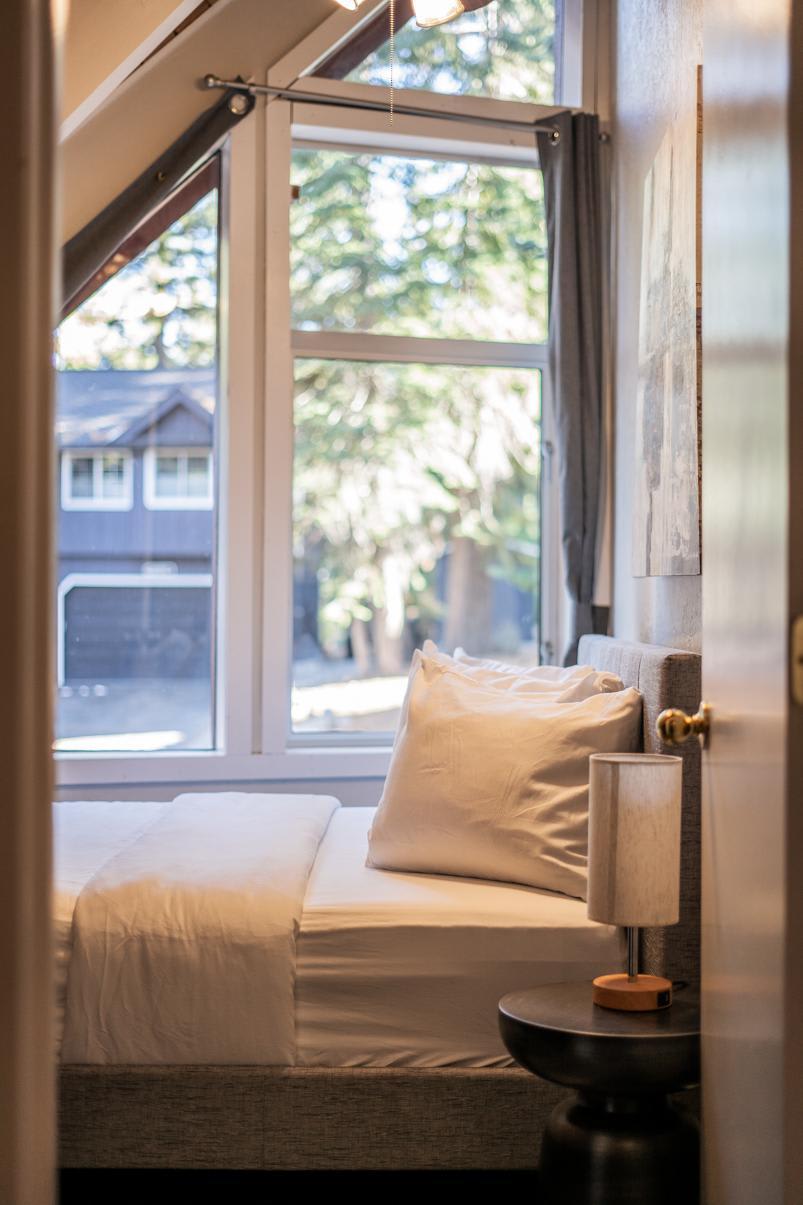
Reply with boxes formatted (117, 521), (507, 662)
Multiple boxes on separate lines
(422, 641), (623, 701)
(367, 652), (642, 900)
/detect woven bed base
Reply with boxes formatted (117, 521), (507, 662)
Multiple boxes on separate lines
(59, 1065), (563, 1171)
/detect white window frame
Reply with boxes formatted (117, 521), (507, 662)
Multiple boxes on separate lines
(142, 446), (214, 510)
(55, 0), (607, 791)
(272, 100), (558, 750)
(60, 448), (133, 511)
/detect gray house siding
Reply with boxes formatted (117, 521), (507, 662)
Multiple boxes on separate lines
(57, 369), (216, 684)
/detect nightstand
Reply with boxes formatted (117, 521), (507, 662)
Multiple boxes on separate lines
(499, 981), (700, 1205)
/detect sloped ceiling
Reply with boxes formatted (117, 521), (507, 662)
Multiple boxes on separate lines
(61, 0), (335, 243)
(63, 0), (204, 137)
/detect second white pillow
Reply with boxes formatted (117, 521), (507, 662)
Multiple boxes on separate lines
(422, 641), (624, 701)
(368, 652), (642, 900)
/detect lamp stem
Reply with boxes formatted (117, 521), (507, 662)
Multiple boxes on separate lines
(626, 926), (639, 982)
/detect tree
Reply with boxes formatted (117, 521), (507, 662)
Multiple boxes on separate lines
(347, 0), (557, 105)
(290, 142), (544, 670)
(56, 192), (218, 370)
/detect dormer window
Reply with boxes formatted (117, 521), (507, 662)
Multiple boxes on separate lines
(61, 450), (133, 511)
(143, 447), (214, 510)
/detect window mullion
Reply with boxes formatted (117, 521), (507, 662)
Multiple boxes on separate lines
(291, 329), (548, 370)
(220, 119), (264, 759)
(261, 97), (294, 756)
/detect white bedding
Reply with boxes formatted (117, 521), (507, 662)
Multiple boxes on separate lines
(297, 807), (622, 1067)
(61, 793), (339, 1064)
(53, 801), (171, 1049)
(55, 797), (621, 1068)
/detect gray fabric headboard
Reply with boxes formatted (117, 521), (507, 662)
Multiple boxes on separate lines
(578, 634), (702, 987)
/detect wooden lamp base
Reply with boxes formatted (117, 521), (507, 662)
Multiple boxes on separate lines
(592, 973), (673, 1011)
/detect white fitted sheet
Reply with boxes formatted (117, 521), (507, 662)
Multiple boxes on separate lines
(296, 807), (623, 1068)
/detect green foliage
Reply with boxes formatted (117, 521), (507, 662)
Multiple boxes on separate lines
(347, 0), (557, 104)
(294, 359), (540, 660)
(290, 145), (544, 661)
(291, 148), (546, 341)
(57, 192), (219, 371)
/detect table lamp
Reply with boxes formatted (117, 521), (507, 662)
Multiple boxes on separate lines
(587, 752), (683, 1011)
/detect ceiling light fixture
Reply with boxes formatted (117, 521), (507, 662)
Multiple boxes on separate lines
(411, 0), (465, 27)
(332, 0), (465, 27)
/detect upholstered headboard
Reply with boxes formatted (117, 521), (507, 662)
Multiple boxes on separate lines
(578, 634), (702, 987)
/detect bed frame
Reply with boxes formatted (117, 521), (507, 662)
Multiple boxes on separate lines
(59, 636), (702, 1171)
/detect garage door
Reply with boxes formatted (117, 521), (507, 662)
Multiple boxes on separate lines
(61, 577), (212, 681)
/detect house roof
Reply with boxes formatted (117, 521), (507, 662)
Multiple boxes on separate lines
(56, 367), (216, 447)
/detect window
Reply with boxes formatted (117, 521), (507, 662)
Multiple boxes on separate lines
(56, 3), (581, 787)
(289, 141), (548, 736)
(340, 0), (561, 105)
(61, 450), (133, 510)
(54, 168), (220, 754)
(143, 447), (214, 509)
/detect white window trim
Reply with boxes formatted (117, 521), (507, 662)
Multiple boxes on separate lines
(142, 446), (214, 510)
(56, 571), (212, 687)
(60, 448), (133, 511)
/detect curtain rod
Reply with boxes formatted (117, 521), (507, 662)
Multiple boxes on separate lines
(202, 74), (563, 143)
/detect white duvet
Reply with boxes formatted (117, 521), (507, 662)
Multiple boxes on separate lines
(61, 793), (339, 1064)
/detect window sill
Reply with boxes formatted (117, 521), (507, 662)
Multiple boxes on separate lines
(54, 745), (393, 789)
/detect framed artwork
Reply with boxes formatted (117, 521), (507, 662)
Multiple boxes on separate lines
(632, 67), (703, 578)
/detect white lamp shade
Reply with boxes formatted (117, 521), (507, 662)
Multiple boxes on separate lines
(412, 0), (466, 28)
(332, 0), (369, 9)
(587, 753), (682, 928)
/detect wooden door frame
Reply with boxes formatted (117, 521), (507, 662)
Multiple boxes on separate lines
(0, 0), (60, 1199)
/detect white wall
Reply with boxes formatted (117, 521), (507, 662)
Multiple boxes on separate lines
(610, 0), (702, 652)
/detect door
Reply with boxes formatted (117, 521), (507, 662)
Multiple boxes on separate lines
(702, 2), (803, 1201)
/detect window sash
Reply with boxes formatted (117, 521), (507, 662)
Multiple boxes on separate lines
(60, 450), (133, 511)
(142, 447), (214, 510)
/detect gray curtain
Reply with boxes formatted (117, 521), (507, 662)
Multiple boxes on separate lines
(537, 111), (605, 665)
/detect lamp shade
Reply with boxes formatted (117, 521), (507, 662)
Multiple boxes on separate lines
(587, 753), (682, 928)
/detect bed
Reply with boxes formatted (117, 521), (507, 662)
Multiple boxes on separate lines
(58, 635), (701, 1171)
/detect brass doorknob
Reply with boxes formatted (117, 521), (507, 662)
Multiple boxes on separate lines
(656, 703), (711, 748)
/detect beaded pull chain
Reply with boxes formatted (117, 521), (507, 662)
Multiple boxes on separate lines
(389, 0), (395, 124)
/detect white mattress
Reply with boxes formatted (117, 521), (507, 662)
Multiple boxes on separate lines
(54, 800), (622, 1067)
(296, 807), (622, 1067)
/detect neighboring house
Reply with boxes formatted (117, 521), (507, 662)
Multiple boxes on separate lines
(56, 368), (216, 683)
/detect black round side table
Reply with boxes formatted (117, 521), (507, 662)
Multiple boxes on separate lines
(499, 981), (700, 1205)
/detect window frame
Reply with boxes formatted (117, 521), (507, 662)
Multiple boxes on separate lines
(142, 446), (214, 511)
(273, 99), (559, 753)
(60, 448), (134, 512)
